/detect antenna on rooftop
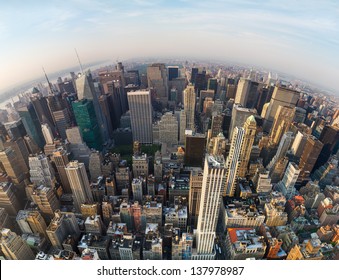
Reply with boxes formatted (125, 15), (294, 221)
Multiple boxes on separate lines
(42, 66), (54, 94)
(75, 48), (84, 74)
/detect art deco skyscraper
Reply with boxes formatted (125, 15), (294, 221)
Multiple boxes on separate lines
(238, 115), (257, 177)
(0, 228), (35, 260)
(224, 127), (245, 197)
(193, 155), (226, 260)
(127, 90), (153, 144)
(183, 85), (196, 131)
(65, 161), (94, 213)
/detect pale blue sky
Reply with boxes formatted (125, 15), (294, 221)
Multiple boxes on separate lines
(0, 0), (338, 93)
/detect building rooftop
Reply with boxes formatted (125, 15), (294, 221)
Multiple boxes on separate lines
(207, 154), (225, 168)
(145, 223), (159, 236)
(228, 228), (266, 252)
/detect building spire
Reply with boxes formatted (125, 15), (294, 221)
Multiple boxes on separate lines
(42, 66), (54, 94)
(75, 48), (84, 74)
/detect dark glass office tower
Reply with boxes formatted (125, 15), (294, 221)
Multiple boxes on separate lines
(72, 99), (102, 151)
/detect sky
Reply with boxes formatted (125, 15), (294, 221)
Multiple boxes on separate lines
(0, 0), (338, 93)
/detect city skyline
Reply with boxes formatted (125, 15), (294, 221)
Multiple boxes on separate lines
(1, 0), (339, 94)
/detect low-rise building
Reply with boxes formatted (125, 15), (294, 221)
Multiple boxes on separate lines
(225, 228), (266, 260)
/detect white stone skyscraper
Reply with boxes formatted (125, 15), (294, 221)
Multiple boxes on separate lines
(65, 161), (93, 213)
(183, 84), (196, 131)
(127, 90), (153, 144)
(193, 154), (226, 260)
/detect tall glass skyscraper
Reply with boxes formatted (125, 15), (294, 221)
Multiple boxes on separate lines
(72, 99), (102, 151)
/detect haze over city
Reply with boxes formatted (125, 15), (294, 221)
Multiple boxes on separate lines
(0, 0), (339, 94)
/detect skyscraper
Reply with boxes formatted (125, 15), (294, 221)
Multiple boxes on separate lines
(52, 147), (71, 193)
(183, 85), (196, 131)
(224, 127), (245, 197)
(41, 123), (54, 145)
(262, 86), (299, 132)
(267, 132), (294, 173)
(47, 94), (72, 140)
(29, 154), (55, 188)
(184, 132), (206, 167)
(210, 113), (224, 138)
(277, 162), (300, 199)
(299, 136), (323, 179)
(147, 63), (168, 105)
(313, 125), (339, 171)
(229, 104), (257, 140)
(168, 66), (179, 81)
(30, 94), (56, 134)
(46, 210), (80, 249)
(132, 178), (143, 203)
(65, 161), (94, 212)
(188, 168), (203, 228)
(127, 90), (153, 144)
(291, 131), (309, 158)
(72, 99), (103, 150)
(0, 228), (35, 260)
(179, 110), (186, 145)
(16, 103), (45, 148)
(28, 185), (60, 217)
(76, 71), (109, 144)
(158, 112), (178, 147)
(270, 105), (295, 145)
(98, 94), (114, 139)
(238, 115), (257, 177)
(65, 126), (91, 169)
(234, 78), (251, 107)
(0, 147), (28, 199)
(193, 155), (226, 259)
(16, 210), (48, 239)
(0, 181), (21, 216)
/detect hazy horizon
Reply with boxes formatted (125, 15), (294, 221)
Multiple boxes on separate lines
(0, 0), (338, 94)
